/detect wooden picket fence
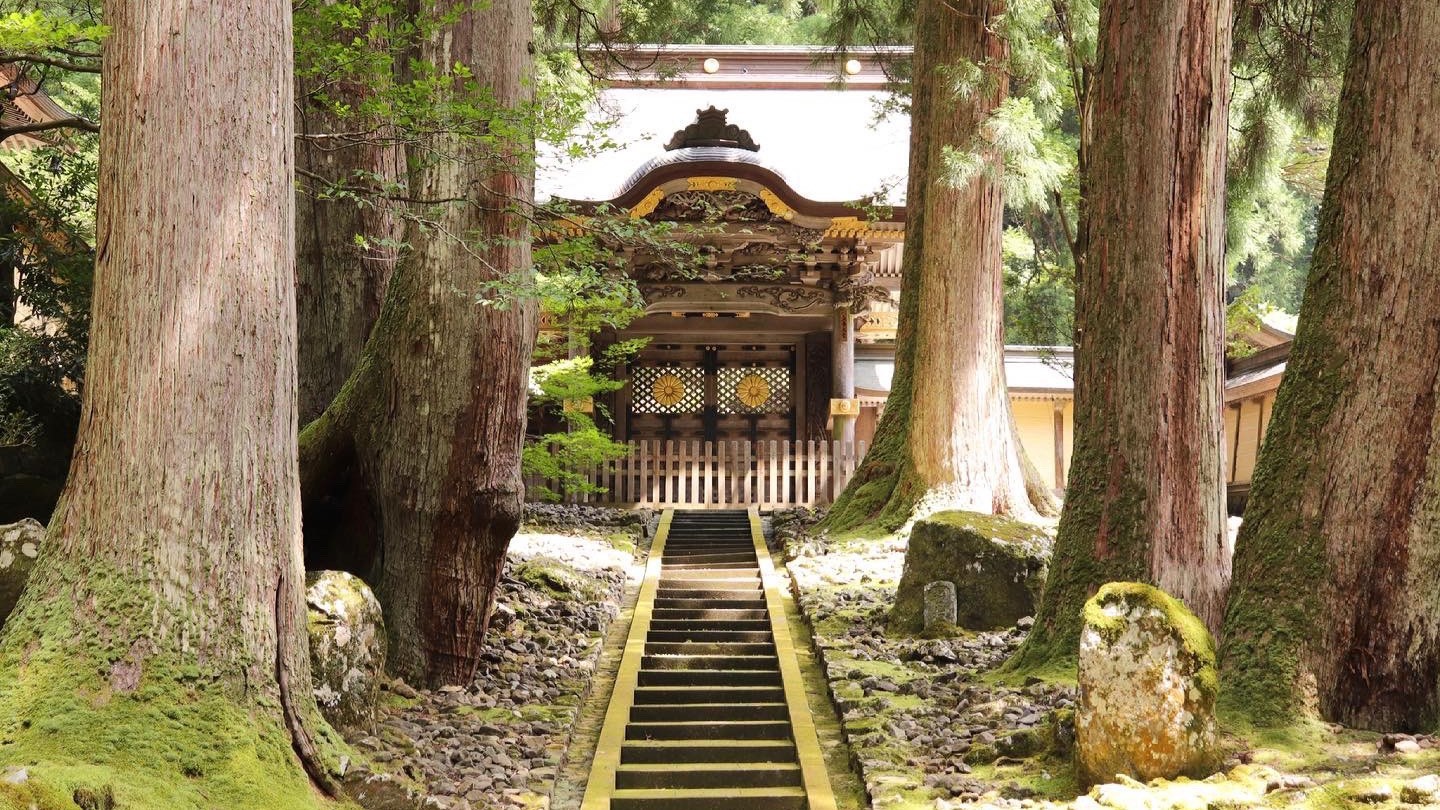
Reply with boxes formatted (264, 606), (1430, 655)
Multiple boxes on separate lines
(526, 439), (870, 509)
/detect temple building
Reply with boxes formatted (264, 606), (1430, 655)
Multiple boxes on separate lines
(536, 46), (1077, 504)
(535, 45), (1291, 510)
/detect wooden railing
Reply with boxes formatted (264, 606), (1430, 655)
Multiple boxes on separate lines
(526, 439), (870, 509)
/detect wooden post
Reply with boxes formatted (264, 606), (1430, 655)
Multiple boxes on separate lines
(691, 438), (702, 507)
(720, 438), (731, 507)
(832, 303), (856, 443)
(1053, 400), (1067, 489)
(805, 439), (817, 506)
(781, 440), (792, 505)
(768, 440), (779, 510)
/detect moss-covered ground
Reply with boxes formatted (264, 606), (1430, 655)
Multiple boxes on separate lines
(770, 510), (1440, 810)
(0, 563), (353, 810)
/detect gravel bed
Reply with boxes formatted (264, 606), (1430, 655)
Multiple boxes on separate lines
(768, 510), (1440, 810)
(350, 511), (641, 809)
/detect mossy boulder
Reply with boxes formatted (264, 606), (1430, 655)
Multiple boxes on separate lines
(889, 511), (1050, 633)
(0, 518), (43, 626)
(307, 570), (387, 732)
(1076, 582), (1219, 786)
(508, 555), (605, 602)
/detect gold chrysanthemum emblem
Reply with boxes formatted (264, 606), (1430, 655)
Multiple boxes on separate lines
(736, 373), (772, 409)
(651, 373), (686, 407)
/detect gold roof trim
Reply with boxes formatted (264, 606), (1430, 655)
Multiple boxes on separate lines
(825, 215), (903, 240)
(687, 176), (740, 192)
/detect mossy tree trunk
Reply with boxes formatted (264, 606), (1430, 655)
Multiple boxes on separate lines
(1219, 0), (1440, 733)
(823, 0), (1054, 535)
(1009, 0), (1232, 673)
(300, 0), (537, 688)
(0, 1), (343, 805)
(294, 70), (403, 424)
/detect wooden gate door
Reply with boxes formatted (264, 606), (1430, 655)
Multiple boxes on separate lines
(625, 343), (795, 444)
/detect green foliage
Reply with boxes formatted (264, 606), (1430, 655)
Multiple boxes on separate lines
(616, 0), (831, 45)
(524, 358), (632, 502)
(1225, 286), (1268, 358)
(0, 146), (95, 451)
(1002, 226), (1073, 346)
(0, 8), (105, 56)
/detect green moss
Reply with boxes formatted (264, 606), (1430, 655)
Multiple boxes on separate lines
(1081, 582), (1218, 702)
(1001, 444), (1150, 679)
(964, 743), (999, 765)
(509, 556), (604, 602)
(0, 560), (350, 810)
(603, 532), (637, 555)
(889, 511), (1049, 634)
(1217, 260), (1346, 731)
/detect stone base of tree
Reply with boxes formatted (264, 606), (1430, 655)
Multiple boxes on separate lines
(890, 511), (1050, 633)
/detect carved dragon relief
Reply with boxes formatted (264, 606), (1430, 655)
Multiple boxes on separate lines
(834, 267), (893, 312)
(638, 285), (687, 302)
(736, 285), (831, 312)
(649, 190), (776, 223)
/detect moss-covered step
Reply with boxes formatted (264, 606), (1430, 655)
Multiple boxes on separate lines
(889, 511), (1052, 633)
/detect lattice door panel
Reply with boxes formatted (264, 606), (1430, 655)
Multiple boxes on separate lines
(630, 366), (705, 414)
(717, 366), (791, 414)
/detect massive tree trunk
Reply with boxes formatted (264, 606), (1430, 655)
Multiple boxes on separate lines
(0, 1), (341, 805)
(1009, 0), (1232, 673)
(823, 0), (1054, 534)
(294, 83), (402, 424)
(1219, 1), (1440, 733)
(301, 0), (537, 687)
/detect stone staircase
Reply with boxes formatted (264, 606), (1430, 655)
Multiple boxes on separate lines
(587, 509), (831, 810)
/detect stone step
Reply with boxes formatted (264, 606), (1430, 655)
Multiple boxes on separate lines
(645, 641), (776, 656)
(626, 720), (793, 741)
(610, 786), (807, 810)
(630, 685), (786, 705)
(614, 762), (803, 790)
(657, 587), (763, 600)
(659, 571), (761, 582)
(647, 629), (774, 644)
(659, 559), (754, 570)
(663, 545), (756, 554)
(649, 619), (772, 633)
(641, 654), (780, 670)
(654, 597), (767, 610)
(637, 669), (782, 687)
(661, 548), (756, 558)
(620, 739), (798, 765)
(652, 608), (770, 621)
(628, 702), (791, 723)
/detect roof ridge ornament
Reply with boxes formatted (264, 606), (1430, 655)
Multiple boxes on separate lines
(664, 106), (760, 152)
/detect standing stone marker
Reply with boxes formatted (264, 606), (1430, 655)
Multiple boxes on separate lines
(923, 580), (958, 634)
(1077, 582), (1220, 785)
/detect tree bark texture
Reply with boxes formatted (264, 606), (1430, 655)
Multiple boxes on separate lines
(295, 76), (402, 424)
(823, 0), (1054, 534)
(0, 0), (340, 804)
(1220, 0), (1440, 732)
(1011, 0), (1232, 672)
(301, 0), (537, 688)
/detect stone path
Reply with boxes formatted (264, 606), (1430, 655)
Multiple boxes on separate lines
(581, 509), (836, 810)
